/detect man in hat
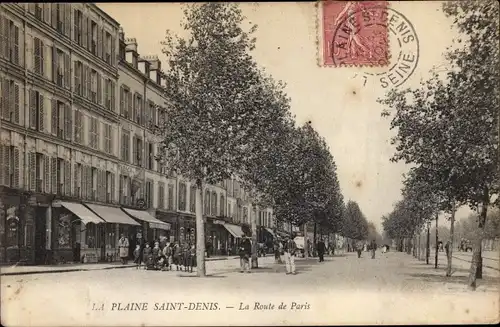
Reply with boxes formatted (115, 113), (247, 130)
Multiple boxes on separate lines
(239, 235), (252, 273)
(283, 234), (297, 275)
(118, 234), (129, 264)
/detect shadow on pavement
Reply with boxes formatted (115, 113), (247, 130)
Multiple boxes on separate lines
(405, 272), (500, 289)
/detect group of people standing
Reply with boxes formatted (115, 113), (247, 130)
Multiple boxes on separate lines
(355, 239), (378, 259)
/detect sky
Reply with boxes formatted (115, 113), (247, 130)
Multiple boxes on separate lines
(98, 1), (474, 231)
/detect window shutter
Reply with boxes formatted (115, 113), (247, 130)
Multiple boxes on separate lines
(111, 36), (115, 66)
(80, 165), (86, 198)
(100, 27), (104, 59)
(110, 172), (115, 203)
(145, 141), (150, 169)
(74, 61), (79, 95)
(82, 65), (87, 97)
(119, 86), (124, 116)
(65, 104), (72, 141)
(12, 147), (19, 188)
(13, 83), (19, 124)
(51, 99), (57, 135)
(64, 4), (71, 37)
(44, 155), (50, 193)
(0, 146), (5, 186)
(82, 14), (87, 48)
(64, 160), (71, 195)
(44, 4), (51, 24)
(50, 157), (57, 194)
(96, 27), (101, 58)
(111, 82), (115, 112)
(86, 66), (91, 100)
(51, 4), (57, 29)
(73, 9), (79, 41)
(97, 73), (102, 104)
(34, 38), (40, 74)
(86, 17), (91, 50)
(29, 152), (36, 191)
(132, 135), (137, 165)
(52, 46), (57, 83)
(38, 93), (44, 132)
(127, 92), (132, 118)
(0, 77), (5, 120)
(13, 25), (19, 65)
(87, 166), (92, 199)
(29, 89), (37, 129)
(0, 16), (5, 59)
(64, 53), (70, 89)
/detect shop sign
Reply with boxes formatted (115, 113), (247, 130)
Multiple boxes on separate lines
(213, 220), (225, 225)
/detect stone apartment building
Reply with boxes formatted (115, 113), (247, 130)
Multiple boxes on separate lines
(0, 3), (279, 265)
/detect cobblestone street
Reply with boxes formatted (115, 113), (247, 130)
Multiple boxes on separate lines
(2, 251), (498, 326)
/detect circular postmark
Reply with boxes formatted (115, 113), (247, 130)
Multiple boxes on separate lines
(331, 5), (419, 88)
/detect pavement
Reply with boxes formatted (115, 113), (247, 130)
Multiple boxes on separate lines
(1, 251), (498, 326)
(0, 255), (240, 276)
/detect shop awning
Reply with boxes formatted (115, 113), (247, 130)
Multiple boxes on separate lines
(60, 201), (105, 225)
(265, 227), (275, 237)
(223, 223), (244, 238)
(85, 204), (140, 226)
(122, 208), (171, 230)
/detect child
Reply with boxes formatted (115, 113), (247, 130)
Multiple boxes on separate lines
(143, 243), (153, 270)
(163, 242), (173, 271)
(133, 244), (142, 269)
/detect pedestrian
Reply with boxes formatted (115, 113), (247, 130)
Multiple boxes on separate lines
(181, 241), (190, 272)
(355, 240), (363, 258)
(173, 241), (181, 271)
(189, 243), (196, 273)
(163, 242), (172, 271)
(370, 239), (377, 259)
(142, 242), (153, 270)
(274, 239), (281, 264)
(239, 236), (252, 273)
(133, 244), (142, 269)
(118, 234), (129, 264)
(283, 235), (297, 275)
(317, 238), (326, 262)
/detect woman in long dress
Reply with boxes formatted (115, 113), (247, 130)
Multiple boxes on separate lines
(118, 234), (130, 264)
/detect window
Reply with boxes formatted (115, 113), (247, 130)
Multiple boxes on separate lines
(147, 143), (154, 170)
(132, 136), (142, 166)
(204, 190), (210, 215)
(1, 17), (20, 65)
(147, 101), (156, 128)
(211, 192), (217, 216)
(104, 31), (112, 64)
(86, 223), (96, 249)
(91, 21), (97, 55)
(167, 184), (174, 210)
(89, 117), (98, 149)
(1, 78), (20, 124)
(29, 90), (44, 132)
(0, 145), (20, 188)
(74, 61), (83, 95)
(104, 79), (115, 111)
(34, 38), (45, 75)
(73, 9), (82, 44)
(104, 124), (112, 154)
(74, 110), (83, 144)
(90, 69), (97, 103)
(220, 194), (225, 217)
(134, 93), (142, 124)
(121, 130), (130, 162)
(145, 180), (153, 209)
(178, 183), (186, 211)
(158, 182), (165, 209)
(243, 207), (248, 224)
(73, 163), (81, 197)
(227, 202), (232, 219)
(106, 171), (115, 203)
(189, 186), (196, 213)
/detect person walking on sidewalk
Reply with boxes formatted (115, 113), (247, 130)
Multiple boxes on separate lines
(317, 238), (326, 262)
(239, 236), (252, 273)
(118, 234), (130, 264)
(283, 235), (297, 275)
(370, 239), (377, 259)
(355, 240), (363, 258)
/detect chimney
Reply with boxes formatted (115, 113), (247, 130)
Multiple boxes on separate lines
(138, 57), (150, 76)
(125, 38), (138, 68)
(142, 55), (161, 83)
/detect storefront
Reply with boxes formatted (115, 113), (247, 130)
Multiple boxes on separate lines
(156, 210), (179, 243)
(55, 201), (106, 263)
(122, 208), (171, 245)
(219, 222), (244, 255)
(178, 213), (196, 244)
(84, 203), (140, 261)
(206, 219), (231, 256)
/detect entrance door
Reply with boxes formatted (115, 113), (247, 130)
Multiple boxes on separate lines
(34, 207), (46, 264)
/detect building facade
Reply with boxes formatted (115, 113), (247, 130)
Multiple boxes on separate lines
(0, 3), (282, 266)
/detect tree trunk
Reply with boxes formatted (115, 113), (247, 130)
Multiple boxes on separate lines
(417, 232), (421, 260)
(251, 204), (258, 268)
(313, 222), (317, 257)
(468, 198), (488, 290)
(426, 221), (430, 265)
(434, 213), (439, 269)
(303, 222), (309, 258)
(195, 181), (206, 277)
(446, 203), (456, 277)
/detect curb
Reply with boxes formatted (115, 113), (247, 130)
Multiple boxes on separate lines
(0, 264), (136, 277)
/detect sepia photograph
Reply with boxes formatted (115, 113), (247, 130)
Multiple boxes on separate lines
(0, 1), (499, 326)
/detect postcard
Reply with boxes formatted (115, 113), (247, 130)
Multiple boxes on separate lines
(1, 1), (498, 326)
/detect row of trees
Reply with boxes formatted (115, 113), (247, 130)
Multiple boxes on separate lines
(380, 1), (499, 290)
(155, 3), (357, 276)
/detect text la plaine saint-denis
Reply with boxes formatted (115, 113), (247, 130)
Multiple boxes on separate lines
(92, 301), (311, 311)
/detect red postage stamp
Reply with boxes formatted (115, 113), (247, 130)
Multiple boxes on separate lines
(321, 1), (389, 67)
